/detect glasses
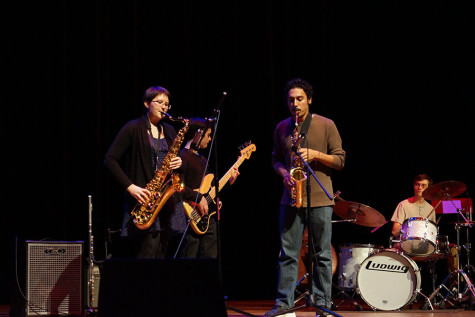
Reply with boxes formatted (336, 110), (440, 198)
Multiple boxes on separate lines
(151, 100), (171, 109)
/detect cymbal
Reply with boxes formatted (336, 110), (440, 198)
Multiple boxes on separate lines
(333, 200), (386, 227)
(422, 180), (467, 201)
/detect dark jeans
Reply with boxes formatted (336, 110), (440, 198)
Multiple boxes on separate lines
(275, 205), (333, 309)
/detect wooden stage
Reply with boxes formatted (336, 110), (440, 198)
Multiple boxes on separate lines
(2, 300), (474, 317)
(225, 298), (475, 317)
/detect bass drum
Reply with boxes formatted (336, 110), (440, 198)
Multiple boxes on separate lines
(357, 250), (420, 311)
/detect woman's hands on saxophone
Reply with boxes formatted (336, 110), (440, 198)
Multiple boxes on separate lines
(127, 184), (151, 205)
(169, 156), (182, 170)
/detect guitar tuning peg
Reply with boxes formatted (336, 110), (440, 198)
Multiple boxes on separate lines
(239, 141), (252, 151)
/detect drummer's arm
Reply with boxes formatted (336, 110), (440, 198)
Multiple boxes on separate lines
(391, 222), (402, 237)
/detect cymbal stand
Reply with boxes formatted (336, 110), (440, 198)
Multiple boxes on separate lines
(465, 225), (473, 269)
(331, 285), (362, 311)
(443, 193), (473, 303)
(426, 219), (475, 308)
(454, 222), (475, 303)
(426, 268), (475, 308)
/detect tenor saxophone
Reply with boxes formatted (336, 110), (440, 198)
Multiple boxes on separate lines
(131, 114), (189, 230)
(290, 112), (307, 208)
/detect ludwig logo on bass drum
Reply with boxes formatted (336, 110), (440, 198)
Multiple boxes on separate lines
(365, 260), (409, 273)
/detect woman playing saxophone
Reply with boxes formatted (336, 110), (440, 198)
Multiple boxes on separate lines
(104, 86), (187, 258)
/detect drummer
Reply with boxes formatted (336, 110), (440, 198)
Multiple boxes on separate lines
(391, 173), (436, 239)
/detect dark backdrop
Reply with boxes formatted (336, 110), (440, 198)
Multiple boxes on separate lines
(2, 0), (474, 304)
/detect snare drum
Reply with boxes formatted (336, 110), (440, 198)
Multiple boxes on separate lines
(338, 244), (383, 289)
(357, 250), (420, 311)
(400, 217), (437, 256)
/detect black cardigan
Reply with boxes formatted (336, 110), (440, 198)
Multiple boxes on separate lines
(104, 114), (183, 235)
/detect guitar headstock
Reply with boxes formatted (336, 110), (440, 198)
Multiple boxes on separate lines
(239, 141), (256, 159)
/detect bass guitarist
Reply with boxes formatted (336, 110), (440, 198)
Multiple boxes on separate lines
(176, 117), (239, 258)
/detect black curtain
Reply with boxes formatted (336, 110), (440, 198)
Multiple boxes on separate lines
(2, 0), (474, 303)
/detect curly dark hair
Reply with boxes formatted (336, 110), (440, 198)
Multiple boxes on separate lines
(284, 78), (313, 100)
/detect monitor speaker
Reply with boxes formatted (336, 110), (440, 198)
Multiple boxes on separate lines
(26, 240), (83, 316)
(98, 258), (227, 317)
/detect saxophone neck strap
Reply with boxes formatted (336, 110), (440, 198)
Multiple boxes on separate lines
(300, 113), (312, 136)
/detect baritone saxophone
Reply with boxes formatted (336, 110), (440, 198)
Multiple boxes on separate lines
(290, 112), (307, 208)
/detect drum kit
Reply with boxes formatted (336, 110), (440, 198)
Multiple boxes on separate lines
(329, 181), (474, 311)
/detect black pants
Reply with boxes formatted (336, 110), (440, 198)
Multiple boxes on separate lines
(117, 229), (172, 258)
(180, 217), (217, 259)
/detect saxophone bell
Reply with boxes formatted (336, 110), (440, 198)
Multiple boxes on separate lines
(290, 166), (307, 209)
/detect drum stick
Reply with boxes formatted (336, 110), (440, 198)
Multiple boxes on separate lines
(427, 200), (442, 219)
(370, 220), (388, 233)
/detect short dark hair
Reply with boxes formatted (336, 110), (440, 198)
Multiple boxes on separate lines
(413, 173), (433, 186)
(142, 86), (171, 104)
(284, 78), (314, 100)
(184, 117), (212, 143)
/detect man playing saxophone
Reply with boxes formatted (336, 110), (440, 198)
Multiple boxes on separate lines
(267, 78), (346, 317)
(104, 86), (186, 259)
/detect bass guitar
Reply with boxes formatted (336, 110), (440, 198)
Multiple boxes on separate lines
(183, 142), (256, 234)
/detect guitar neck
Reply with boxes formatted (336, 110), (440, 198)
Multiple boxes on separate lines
(208, 156), (246, 200)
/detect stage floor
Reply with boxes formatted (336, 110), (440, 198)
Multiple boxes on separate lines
(226, 299), (475, 317)
(2, 300), (474, 317)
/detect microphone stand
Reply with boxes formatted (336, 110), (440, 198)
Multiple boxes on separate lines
(207, 93), (258, 317)
(209, 92), (226, 282)
(211, 108), (223, 281)
(275, 140), (341, 317)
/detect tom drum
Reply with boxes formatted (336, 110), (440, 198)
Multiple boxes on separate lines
(400, 217), (437, 256)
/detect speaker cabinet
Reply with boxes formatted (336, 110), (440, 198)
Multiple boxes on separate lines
(26, 241), (83, 316)
(98, 258), (227, 317)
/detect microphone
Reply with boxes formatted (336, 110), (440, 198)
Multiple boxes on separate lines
(214, 91), (228, 112)
(191, 129), (204, 150)
(205, 117), (216, 126)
